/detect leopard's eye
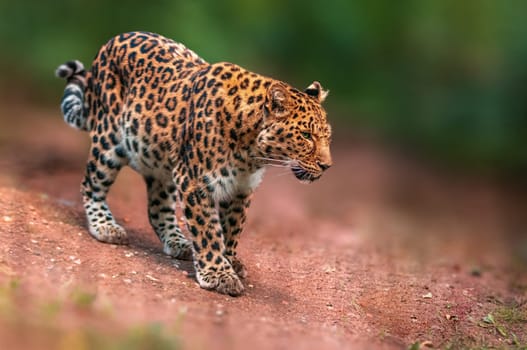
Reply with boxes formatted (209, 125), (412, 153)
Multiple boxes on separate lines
(301, 132), (312, 140)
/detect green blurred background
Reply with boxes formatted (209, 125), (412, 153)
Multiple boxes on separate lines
(1, 0), (526, 175)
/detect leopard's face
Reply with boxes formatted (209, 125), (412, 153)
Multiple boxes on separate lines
(257, 81), (332, 183)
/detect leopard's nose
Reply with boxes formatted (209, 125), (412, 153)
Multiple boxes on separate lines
(318, 144), (332, 171)
(318, 162), (331, 171)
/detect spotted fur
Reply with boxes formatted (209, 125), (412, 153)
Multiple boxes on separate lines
(56, 32), (332, 296)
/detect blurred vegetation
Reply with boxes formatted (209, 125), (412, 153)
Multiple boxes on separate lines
(0, 279), (182, 350)
(0, 0), (526, 174)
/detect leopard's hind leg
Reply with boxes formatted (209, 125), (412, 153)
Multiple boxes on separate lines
(145, 176), (193, 260)
(81, 145), (128, 244)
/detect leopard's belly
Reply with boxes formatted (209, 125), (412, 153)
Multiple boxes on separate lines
(120, 111), (175, 180)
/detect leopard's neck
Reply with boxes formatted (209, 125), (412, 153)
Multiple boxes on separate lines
(208, 63), (274, 168)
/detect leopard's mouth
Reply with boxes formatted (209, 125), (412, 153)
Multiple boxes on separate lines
(291, 166), (321, 183)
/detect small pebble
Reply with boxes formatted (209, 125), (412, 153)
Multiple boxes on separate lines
(323, 265), (336, 273)
(146, 274), (160, 282)
(470, 267), (482, 277)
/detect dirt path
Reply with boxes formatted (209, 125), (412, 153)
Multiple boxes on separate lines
(0, 105), (526, 349)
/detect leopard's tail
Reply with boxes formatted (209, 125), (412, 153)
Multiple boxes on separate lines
(55, 60), (89, 131)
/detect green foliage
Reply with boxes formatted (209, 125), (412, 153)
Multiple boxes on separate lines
(1, 0), (526, 173)
(0, 278), (20, 316)
(494, 303), (527, 325)
(70, 288), (97, 309)
(0, 279), (182, 350)
(83, 323), (181, 350)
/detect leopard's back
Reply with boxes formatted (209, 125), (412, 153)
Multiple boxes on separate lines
(56, 32), (206, 134)
(86, 32), (207, 129)
(83, 32), (209, 176)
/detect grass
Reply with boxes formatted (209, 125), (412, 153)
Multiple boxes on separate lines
(494, 303), (527, 325)
(407, 301), (527, 350)
(0, 320), (182, 350)
(57, 323), (181, 350)
(69, 288), (97, 309)
(0, 278), (20, 319)
(0, 279), (182, 350)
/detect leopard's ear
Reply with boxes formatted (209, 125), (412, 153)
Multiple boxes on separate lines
(265, 82), (290, 119)
(304, 81), (329, 103)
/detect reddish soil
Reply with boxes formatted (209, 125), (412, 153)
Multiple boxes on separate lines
(0, 103), (526, 349)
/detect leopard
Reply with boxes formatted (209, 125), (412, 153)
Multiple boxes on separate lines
(56, 31), (332, 296)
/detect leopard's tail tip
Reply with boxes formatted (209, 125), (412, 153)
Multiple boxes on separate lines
(57, 60), (89, 131)
(55, 60), (85, 80)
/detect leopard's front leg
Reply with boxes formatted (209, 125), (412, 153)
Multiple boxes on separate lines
(180, 187), (244, 296)
(219, 192), (252, 279)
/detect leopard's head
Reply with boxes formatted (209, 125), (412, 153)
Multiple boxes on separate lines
(257, 81), (332, 183)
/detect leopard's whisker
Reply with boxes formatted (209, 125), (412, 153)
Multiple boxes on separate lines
(270, 170), (294, 179)
(264, 164), (292, 169)
(254, 156), (290, 165)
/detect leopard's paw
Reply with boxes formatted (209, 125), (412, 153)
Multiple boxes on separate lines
(163, 238), (193, 261)
(89, 223), (129, 245)
(195, 258), (244, 296)
(230, 256), (248, 279)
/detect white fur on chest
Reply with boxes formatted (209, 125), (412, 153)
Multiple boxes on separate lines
(211, 167), (266, 202)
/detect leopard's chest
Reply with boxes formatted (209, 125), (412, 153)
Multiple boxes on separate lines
(209, 166), (266, 202)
